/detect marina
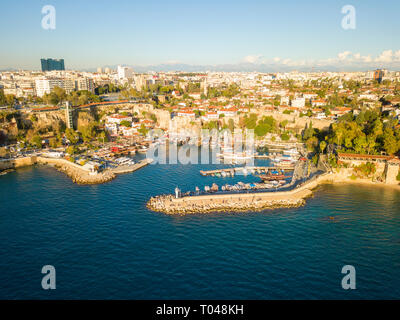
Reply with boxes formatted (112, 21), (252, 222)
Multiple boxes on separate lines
(199, 166), (294, 177)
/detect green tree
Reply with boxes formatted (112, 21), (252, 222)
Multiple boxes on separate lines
(31, 135), (42, 148)
(319, 141), (327, 153)
(65, 128), (80, 144)
(383, 128), (399, 155)
(0, 89), (6, 105)
(280, 120), (289, 130)
(66, 145), (79, 155)
(243, 113), (258, 129)
(138, 124), (149, 136)
(280, 132), (290, 141)
(119, 120), (132, 127)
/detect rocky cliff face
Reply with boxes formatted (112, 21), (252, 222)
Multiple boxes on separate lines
(75, 110), (96, 131)
(0, 108), (104, 143)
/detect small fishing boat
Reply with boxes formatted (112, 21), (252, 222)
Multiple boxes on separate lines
(211, 183), (219, 192)
(258, 174), (286, 181)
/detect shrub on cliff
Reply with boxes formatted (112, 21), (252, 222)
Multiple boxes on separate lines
(353, 162), (376, 178)
(31, 135), (42, 149)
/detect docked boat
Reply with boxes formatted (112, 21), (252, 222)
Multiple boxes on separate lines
(283, 148), (300, 156)
(115, 157), (135, 166)
(137, 146), (149, 153)
(216, 151), (254, 162)
(258, 174), (286, 181)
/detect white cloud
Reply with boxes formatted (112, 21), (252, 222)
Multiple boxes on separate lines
(241, 49), (400, 70)
(338, 51), (352, 60)
(243, 55), (263, 64)
(375, 50), (393, 63)
(394, 50), (400, 61)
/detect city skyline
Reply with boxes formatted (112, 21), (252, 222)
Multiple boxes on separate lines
(1, 0), (400, 71)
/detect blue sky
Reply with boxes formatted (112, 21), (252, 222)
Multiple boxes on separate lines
(0, 0), (399, 70)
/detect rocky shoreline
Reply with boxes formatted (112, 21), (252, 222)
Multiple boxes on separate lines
(53, 163), (116, 184)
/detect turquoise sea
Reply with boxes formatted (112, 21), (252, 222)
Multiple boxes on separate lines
(1, 156), (400, 299)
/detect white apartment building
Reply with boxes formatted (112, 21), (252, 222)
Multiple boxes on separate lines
(106, 114), (132, 124)
(359, 93), (379, 101)
(117, 65), (134, 80)
(291, 97), (306, 109)
(35, 77), (95, 97)
(35, 79), (65, 97)
(281, 96), (290, 105)
(76, 78), (94, 93)
(202, 112), (219, 121)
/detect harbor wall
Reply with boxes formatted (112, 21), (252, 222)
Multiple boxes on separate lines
(147, 170), (400, 215)
(147, 178), (320, 214)
(0, 156), (37, 171)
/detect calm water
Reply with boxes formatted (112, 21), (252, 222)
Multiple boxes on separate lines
(1, 158), (400, 299)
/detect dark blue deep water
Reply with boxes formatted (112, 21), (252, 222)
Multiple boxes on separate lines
(1, 158), (400, 299)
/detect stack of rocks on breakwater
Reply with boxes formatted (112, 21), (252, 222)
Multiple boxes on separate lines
(147, 188), (312, 214)
(54, 163), (115, 184)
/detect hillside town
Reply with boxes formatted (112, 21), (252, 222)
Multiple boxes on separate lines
(1, 63), (400, 186)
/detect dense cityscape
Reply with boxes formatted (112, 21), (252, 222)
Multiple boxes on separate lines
(1, 61), (400, 187)
(2, 0), (400, 305)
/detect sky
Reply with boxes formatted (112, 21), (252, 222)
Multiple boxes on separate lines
(0, 0), (400, 71)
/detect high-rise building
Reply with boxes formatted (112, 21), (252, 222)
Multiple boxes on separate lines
(41, 58), (65, 72)
(374, 69), (384, 83)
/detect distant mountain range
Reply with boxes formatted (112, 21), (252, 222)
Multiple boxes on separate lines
(81, 62), (382, 73)
(96, 63), (345, 73)
(0, 63), (382, 73)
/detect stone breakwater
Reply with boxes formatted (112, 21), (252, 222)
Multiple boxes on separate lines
(36, 157), (116, 185)
(147, 171), (400, 215)
(147, 188), (313, 214)
(52, 163), (115, 184)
